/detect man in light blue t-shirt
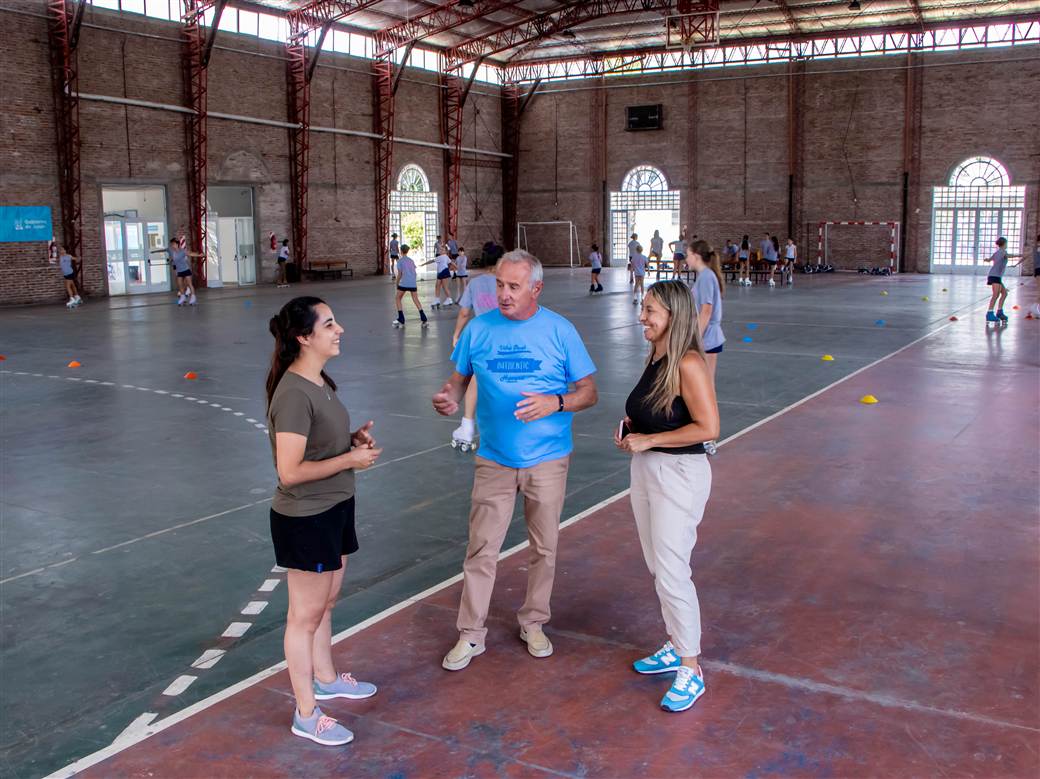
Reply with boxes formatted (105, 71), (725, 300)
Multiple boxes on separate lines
(433, 250), (598, 671)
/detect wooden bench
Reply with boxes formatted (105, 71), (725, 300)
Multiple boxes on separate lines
(304, 261), (354, 281)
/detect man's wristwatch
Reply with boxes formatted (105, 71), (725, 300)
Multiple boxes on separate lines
(556, 394), (565, 413)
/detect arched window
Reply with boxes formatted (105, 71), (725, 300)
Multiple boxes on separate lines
(622, 165), (668, 193)
(397, 164), (429, 192)
(931, 156), (1024, 273)
(949, 157), (1010, 188)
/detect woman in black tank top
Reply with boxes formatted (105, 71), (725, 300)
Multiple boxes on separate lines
(613, 279), (719, 714)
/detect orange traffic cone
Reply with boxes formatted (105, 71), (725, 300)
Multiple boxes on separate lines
(184, 371), (198, 380)
(67, 360), (81, 368)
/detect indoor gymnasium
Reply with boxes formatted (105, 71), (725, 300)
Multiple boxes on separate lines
(1, 1), (1038, 777)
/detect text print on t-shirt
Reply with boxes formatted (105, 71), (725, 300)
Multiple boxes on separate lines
(486, 344), (541, 383)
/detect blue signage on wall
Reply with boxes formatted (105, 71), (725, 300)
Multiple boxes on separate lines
(0, 206), (54, 243)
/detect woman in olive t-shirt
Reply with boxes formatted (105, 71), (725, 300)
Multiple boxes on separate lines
(265, 296), (382, 746)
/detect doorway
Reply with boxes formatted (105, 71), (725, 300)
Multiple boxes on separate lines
(390, 164), (439, 281)
(206, 186), (257, 287)
(102, 187), (169, 295)
(610, 166), (680, 267)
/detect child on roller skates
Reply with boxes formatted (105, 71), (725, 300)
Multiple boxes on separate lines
(587, 244), (603, 293)
(985, 237), (1022, 324)
(448, 269), (498, 452)
(392, 245), (429, 328)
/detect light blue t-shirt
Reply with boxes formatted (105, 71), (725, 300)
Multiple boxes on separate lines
(389, 239), (399, 256)
(989, 248), (1008, 277)
(693, 270), (725, 351)
(397, 256), (417, 287)
(760, 240), (777, 261)
(631, 253), (648, 277)
(589, 251), (602, 270)
(59, 253), (74, 276)
(451, 307), (597, 468)
(459, 273), (498, 316)
(167, 248), (190, 273)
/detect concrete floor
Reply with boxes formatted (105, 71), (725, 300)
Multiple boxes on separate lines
(0, 268), (1034, 777)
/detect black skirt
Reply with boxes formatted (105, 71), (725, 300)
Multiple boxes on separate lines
(270, 497), (359, 573)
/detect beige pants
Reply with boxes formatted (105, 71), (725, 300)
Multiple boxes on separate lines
(456, 455), (571, 645)
(630, 450), (711, 657)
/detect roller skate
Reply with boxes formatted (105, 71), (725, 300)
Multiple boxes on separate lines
(996, 309), (1008, 322)
(589, 284), (596, 294)
(985, 311), (999, 323)
(392, 313), (405, 328)
(450, 419), (477, 453)
(176, 293), (186, 306)
(596, 284), (604, 293)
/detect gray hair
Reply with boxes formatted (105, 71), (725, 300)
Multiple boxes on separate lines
(498, 249), (543, 287)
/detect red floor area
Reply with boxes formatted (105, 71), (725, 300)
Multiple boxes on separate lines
(82, 315), (1039, 778)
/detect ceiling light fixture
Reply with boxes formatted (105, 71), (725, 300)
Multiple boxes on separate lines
(847, 0), (861, 9)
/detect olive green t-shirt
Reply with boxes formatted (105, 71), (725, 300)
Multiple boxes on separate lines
(267, 371), (355, 516)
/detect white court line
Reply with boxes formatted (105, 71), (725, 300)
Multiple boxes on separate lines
(43, 300), (998, 777)
(257, 579), (280, 593)
(221, 622), (252, 639)
(241, 601), (268, 616)
(112, 713), (158, 746)
(190, 649), (226, 670)
(161, 676), (197, 697)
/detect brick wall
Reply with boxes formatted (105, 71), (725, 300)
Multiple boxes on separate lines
(516, 49), (1040, 273)
(1, 2), (503, 305)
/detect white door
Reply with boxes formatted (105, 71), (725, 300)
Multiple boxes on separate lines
(235, 217), (256, 285)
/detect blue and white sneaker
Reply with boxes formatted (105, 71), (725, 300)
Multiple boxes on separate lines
(291, 706), (354, 745)
(314, 672), (377, 700)
(660, 665), (705, 713)
(633, 641), (682, 675)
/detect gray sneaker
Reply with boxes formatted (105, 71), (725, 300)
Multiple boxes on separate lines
(291, 706), (354, 746)
(314, 672), (377, 701)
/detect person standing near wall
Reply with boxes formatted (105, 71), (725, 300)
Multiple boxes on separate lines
(759, 232), (778, 287)
(388, 233), (400, 281)
(649, 230), (665, 271)
(628, 232), (640, 285)
(58, 247), (82, 308)
(277, 239), (291, 288)
(737, 235), (751, 286)
(453, 246), (470, 301)
(432, 250), (598, 671)
(631, 244), (649, 305)
(265, 296), (381, 746)
(669, 226), (688, 279)
(615, 279), (719, 713)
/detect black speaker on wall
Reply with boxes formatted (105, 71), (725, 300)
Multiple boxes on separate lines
(626, 104), (663, 131)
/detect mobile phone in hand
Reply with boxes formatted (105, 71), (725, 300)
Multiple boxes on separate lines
(618, 419), (628, 439)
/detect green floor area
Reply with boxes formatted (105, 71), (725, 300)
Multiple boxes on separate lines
(0, 267), (1006, 777)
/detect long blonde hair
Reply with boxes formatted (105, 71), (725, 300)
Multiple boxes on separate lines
(644, 280), (705, 417)
(689, 239), (725, 297)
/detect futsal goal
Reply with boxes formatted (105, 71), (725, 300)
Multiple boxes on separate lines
(816, 221), (900, 272)
(516, 221), (581, 268)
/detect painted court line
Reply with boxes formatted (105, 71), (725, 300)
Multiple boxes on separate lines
(241, 601), (268, 616)
(44, 305), (995, 778)
(191, 649), (226, 670)
(161, 676), (197, 697)
(221, 622), (252, 639)
(257, 579), (280, 592)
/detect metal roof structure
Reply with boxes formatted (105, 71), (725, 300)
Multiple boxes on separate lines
(236, 0), (1040, 68)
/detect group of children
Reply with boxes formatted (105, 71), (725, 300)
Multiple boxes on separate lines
(387, 233), (472, 327)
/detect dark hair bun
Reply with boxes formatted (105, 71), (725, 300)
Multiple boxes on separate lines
(269, 315), (281, 338)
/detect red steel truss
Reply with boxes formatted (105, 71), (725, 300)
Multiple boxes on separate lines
(440, 73), (464, 244)
(504, 14), (1040, 81)
(445, 0), (676, 71)
(181, 0), (227, 286)
(374, 0), (537, 58)
(286, 1), (386, 271)
(372, 57), (394, 276)
(46, 0), (85, 280)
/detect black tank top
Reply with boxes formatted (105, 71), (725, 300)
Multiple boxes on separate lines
(624, 357), (706, 455)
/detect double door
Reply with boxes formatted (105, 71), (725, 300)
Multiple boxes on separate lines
(104, 217), (169, 295)
(934, 208), (1021, 274)
(206, 215), (256, 287)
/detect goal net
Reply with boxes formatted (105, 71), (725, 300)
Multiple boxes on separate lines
(516, 221), (581, 268)
(816, 221), (899, 271)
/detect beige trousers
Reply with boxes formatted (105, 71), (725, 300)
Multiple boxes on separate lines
(456, 455), (571, 645)
(630, 450), (712, 657)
